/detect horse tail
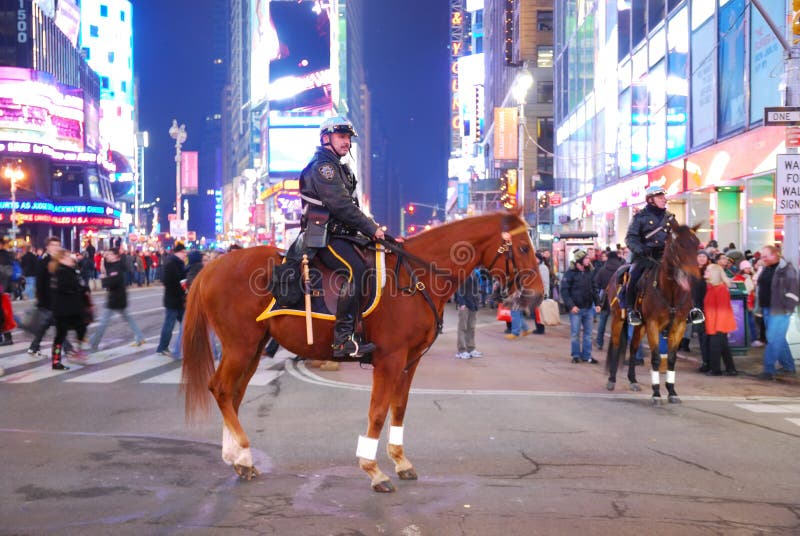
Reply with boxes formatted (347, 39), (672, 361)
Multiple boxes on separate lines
(181, 271), (215, 422)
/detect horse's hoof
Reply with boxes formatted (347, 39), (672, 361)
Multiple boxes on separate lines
(372, 479), (396, 493)
(606, 381), (616, 391)
(234, 464), (259, 480)
(668, 395), (681, 404)
(651, 397), (662, 405)
(397, 468), (418, 480)
(630, 382), (642, 392)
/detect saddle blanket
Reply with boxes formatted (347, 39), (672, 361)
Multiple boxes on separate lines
(257, 246), (386, 322)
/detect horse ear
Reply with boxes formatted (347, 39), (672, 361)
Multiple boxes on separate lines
(691, 223), (702, 233)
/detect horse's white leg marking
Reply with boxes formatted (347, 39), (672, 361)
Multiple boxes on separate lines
(388, 426), (403, 446)
(650, 370), (660, 386)
(234, 447), (254, 468)
(666, 370), (676, 383)
(221, 425), (239, 465)
(356, 435), (379, 460)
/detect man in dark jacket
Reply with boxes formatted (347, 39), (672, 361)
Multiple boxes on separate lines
(561, 250), (601, 363)
(89, 248), (145, 351)
(593, 250), (624, 350)
(454, 269), (483, 359)
(288, 116), (387, 360)
(156, 243), (187, 357)
(756, 245), (799, 380)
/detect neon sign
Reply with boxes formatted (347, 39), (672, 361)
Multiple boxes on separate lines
(0, 212), (117, 226)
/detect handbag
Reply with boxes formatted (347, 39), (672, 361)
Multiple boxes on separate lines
(496, 304), (512, 322)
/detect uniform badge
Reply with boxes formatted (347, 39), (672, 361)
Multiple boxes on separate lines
(318, 164), (336, 180)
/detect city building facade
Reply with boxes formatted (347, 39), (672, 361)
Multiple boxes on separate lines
(554, 0), (785, 256)
(0, 0), (120, 249)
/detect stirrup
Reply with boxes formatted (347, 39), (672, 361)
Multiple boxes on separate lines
(332, 337), (375, 359)
(627, 310), (642, 326)
(688, 308), (705, 325)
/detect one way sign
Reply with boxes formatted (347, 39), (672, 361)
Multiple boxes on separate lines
(765, 107), (800, 126)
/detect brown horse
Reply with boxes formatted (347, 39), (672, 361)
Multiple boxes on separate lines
(604, 224), (701, 403)
(181, 211), (543, 492)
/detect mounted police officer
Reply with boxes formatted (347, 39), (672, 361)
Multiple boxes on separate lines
(292, 116), (383, 359)
(624, 185), (704, 326)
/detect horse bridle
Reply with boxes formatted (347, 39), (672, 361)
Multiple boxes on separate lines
(399, 225), (531, 372)
(485, 226), (529, 295)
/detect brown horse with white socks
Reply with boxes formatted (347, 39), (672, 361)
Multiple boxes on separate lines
(605, 224), (701, 403)
(181, 210), (543, 492)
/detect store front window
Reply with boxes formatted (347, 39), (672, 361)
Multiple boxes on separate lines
(746, 174), (777, 251)
(687, 190), (711, 245)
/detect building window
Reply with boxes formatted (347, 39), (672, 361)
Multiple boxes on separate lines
(537, 10), (553, 32)
(121, 10), (126, 22)
(51, 166), (85, 198)
(537, 81), (554, 103)
(89, 25), (99, 38)
(108, 51), (115, 63)
(101, 76), (109, 89)
(121, 81), (127, 92)
(537, 45), (553, 68)
(100, 4), (108, 17)
(81, 47), (90, 60)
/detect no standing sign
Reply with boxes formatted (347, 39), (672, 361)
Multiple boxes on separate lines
(775, 154), (800, 215)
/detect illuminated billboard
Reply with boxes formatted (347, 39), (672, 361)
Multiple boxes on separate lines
(251, 0), (270, 106)
(268, 126), (318, 172)
(267, 0), (332, 113)
(54, 0), (80, 46)
(181, 151), (198, 195)
(0, 67), (85, 153)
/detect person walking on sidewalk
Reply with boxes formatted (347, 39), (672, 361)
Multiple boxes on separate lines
(156, 243), (187, 358)
(561, 250), (601, 363)
(755, 245), (798, 380)
(89, 248), (145, 351)
(454, 269), (483, 359)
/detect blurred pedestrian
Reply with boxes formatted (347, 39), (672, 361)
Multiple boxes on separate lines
(454, 269), (482, 359)
(49, 249), (91, 370)
(156, 243), (187, 358)
(89, 248), (145, 351)
(26, 237), (73, 359)
(755, 245), (798, 380)
(20, 244), (37, 301)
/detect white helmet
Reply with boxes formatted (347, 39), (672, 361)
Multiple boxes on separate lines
(320, 116), (358, 138)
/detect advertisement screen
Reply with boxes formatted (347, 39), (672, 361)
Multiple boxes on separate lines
(749, 0), (784, 124)
(250, 0), (270, 106)
(718, 0), (746, 136)
(691, 19), (715, 148)
(55, 0), (81, 46)
(268, 127), (317, 172)
(0, 67), (84, 153)
(268, 0), (332, 113)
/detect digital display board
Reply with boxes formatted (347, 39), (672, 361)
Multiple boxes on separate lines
(267, 0), (332, 113)
(0, 67), (85, 153)
(268, 126), (318, 172)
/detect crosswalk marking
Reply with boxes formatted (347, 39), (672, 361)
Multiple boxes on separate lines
(66, 353), (172, 383)
(787, 418), (800, 426)
(141, 367), (182, 384)
(0, 362), (86, 383)
(735, 403), (798, 413)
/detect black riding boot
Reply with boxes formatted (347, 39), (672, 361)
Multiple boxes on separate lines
(625, 285), (641, 325)
(332, 290), (375, 360)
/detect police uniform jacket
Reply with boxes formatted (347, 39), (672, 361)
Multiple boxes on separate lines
(625, 204), (675, 261)
(298, 147), (378, 247)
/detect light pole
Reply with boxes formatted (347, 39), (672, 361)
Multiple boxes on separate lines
(135, 131), (149, 231)
(168, 120), (187, 221)
(511, 64), (533, 217)
(3, 164), (23, 241)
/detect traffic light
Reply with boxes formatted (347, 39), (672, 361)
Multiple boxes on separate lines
(794, 0), (800, 44)
(407, 203), (415, 215)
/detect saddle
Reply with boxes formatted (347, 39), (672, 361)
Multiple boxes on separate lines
(257, 246), (386, 322)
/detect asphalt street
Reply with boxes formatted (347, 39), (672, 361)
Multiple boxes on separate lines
(0, 286), (798, 535)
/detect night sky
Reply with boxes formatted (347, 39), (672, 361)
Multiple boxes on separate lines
(134, 0), (449, 237)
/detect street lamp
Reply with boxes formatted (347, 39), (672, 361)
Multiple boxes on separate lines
(168, 120), (187, 220)
(3, 163), (23, 241)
